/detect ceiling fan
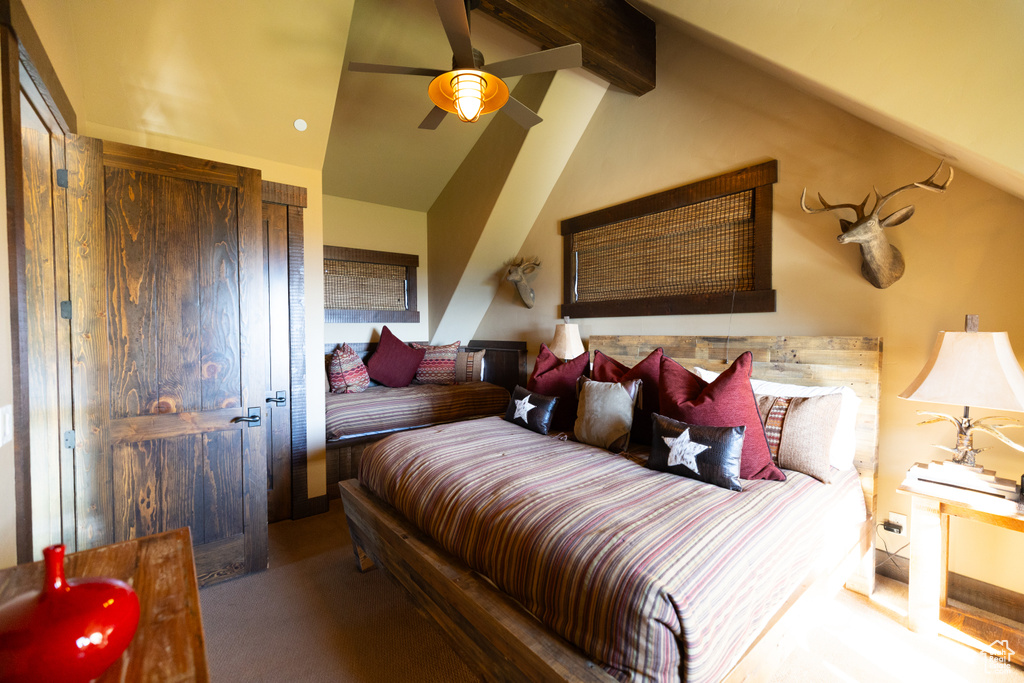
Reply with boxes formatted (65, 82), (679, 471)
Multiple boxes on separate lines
(348, 0), (583, 130)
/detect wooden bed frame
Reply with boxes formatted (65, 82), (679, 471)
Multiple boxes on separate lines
(339, 335), (881, 682)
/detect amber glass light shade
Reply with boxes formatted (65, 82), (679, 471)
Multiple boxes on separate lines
(427, 69), (509, 123)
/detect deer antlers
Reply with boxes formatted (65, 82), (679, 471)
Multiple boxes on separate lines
(800, 162), (953, 288)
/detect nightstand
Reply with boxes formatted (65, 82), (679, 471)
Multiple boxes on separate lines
(898, 468), (1024, 665)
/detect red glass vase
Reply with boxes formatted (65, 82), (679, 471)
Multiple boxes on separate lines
(0, 544), (140, 683)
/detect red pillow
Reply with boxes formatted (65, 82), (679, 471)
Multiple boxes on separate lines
(658, 352), (785, 481)
(527, 343), (589, 431)
(365, 326), (426, 388)
(592, 348), (663, 445)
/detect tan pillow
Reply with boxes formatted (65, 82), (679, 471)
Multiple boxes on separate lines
(574, 378), (641, 452)
(757, 393), (842, 483)
(455, 349), (485, 383)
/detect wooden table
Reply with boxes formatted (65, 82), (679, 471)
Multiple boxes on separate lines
(0, 527), (209, 681)
(898, 471), (1024, 665)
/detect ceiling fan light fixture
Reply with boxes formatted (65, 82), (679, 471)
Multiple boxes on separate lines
(451, 71), (486, 122)
(428, 69), (509, 124)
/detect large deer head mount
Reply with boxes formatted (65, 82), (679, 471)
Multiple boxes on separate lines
(504, 256), (541, 308)
(800, 162), (953, 288)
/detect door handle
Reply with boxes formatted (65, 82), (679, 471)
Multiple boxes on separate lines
(232, 407), (261, 427)
(266, 390), (286, 406)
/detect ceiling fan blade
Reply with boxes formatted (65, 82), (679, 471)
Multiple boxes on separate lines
(500, 96), (542, 129)
(434, 0), (476, 69)
(349, 62), (445, 77)
(486, 43), (583, 78)
(419, 106), (448, 130)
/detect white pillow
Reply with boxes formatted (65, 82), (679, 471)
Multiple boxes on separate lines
(693, 367), (861, 470)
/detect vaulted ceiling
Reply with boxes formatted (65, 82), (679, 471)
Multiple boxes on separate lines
(22, 0), (1024, 209)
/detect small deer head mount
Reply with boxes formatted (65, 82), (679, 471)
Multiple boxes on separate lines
(504, 256), (541, 308)
(800, 162), (953, 289)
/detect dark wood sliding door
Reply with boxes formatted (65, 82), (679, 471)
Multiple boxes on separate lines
(65, 137), (269, 584)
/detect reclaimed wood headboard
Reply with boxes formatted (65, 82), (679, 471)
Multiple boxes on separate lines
(589, 335), (882, 593)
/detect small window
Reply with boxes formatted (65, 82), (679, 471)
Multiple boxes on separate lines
(561, 161), (777, 318)
(323, 246), (419, 323)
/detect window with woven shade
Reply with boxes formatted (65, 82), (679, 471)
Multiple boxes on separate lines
(561, 161), (777, 318)
(323, 246), (419, 323)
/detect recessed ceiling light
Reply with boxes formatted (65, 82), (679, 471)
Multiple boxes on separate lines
(293, 118), (308, 132)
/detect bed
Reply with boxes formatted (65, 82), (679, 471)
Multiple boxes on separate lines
(324, 340), (525, 490)
(340, 335), (881, 682)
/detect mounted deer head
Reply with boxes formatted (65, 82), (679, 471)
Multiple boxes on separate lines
(504, 256), (541, 308)
(800, 162), (953, 288)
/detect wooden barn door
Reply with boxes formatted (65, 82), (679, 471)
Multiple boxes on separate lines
(65, 136), (268, 585)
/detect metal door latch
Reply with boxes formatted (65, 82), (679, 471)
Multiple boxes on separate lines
(232, 407), (261, 427)
(266, 390), (286, 406)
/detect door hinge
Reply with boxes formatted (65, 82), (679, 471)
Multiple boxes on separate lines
(56, 169), (69, 188)
(63, 430), (75, 449)
(60, 300), (72, 319)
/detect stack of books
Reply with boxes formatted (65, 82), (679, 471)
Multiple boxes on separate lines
(905, 461), (1020, 500)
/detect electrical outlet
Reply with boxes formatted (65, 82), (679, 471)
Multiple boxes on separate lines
(888, 512), (907, 536)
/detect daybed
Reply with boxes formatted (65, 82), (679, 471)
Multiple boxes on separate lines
(324, 340), (525, 491)
(340, 335), (881, 682)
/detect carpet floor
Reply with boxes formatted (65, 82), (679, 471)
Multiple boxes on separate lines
(200, 500), (1023, 682)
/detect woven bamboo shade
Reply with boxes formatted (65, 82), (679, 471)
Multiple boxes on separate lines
(324, 259), (407, 311)
(571, 191), (754, 303)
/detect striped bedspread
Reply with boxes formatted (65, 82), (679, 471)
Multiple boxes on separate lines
(359, 416), (866, 683)
(325, 382), (509, 441)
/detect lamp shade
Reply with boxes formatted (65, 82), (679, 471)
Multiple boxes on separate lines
(427, 69), (509, 123)
(899, 331), (1024, 412)
(549, 323), (585, 361)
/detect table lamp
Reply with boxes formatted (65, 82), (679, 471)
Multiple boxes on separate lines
(549, 317), (585, 362)
(899, 314), (1024, 470)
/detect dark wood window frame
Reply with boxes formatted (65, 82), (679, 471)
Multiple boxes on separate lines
(323, 245), (419, 324)
(560, 160), (778, 318)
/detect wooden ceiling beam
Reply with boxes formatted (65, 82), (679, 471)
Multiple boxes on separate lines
(476, 0), (656, 96)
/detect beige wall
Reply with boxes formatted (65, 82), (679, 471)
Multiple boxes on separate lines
(475, 26), (1024, 591)
(640, 0), (1024, 201)
(323, 194), (429, 344)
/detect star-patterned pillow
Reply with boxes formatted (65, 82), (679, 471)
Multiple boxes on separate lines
(504, 386), (559, 435)
(647, 413), (746, 491)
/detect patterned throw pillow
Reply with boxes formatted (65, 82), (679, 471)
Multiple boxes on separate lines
(504, 385), (559, 435)
(693, 367), (861, 471)
(756, 393), (842, 483)
(454, 349), (486, 383)
(648, 414), (745, 491)
(328, 343), (370, 394)
(411, 340), (461, 385)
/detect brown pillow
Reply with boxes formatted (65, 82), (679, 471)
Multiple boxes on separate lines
(757, 393), (842, 483)
(574, 378), (641, 452)
(455, 349), (486, 383)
